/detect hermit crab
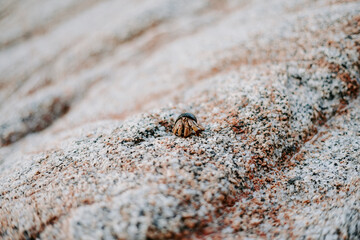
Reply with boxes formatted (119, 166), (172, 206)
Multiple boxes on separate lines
(173, 113), (204, 137)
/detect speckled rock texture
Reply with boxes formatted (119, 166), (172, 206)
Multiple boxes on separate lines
(0, 0), (360, 239)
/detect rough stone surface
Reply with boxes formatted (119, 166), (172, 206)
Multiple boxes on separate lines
(0, 0), (359, 239)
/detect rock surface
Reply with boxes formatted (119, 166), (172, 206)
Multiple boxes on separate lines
(0, 0), (360, 239)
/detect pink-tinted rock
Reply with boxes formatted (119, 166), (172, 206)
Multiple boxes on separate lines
(0, 0), (359, 239)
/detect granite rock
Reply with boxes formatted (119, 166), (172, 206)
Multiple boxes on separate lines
(0, 0), (359, 239)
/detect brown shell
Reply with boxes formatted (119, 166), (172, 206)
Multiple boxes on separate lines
(173, 113), (204, 137)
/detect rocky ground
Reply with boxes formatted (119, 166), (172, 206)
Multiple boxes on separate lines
(0, 0), (359, 239)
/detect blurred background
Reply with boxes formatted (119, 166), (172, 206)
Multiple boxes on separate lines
(0, 0), (253, 148)
(1, 1), (360, 239)
(0, 0), (338, 149)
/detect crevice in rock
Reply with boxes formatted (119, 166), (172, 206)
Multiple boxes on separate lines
(0, 96), (71, 147)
